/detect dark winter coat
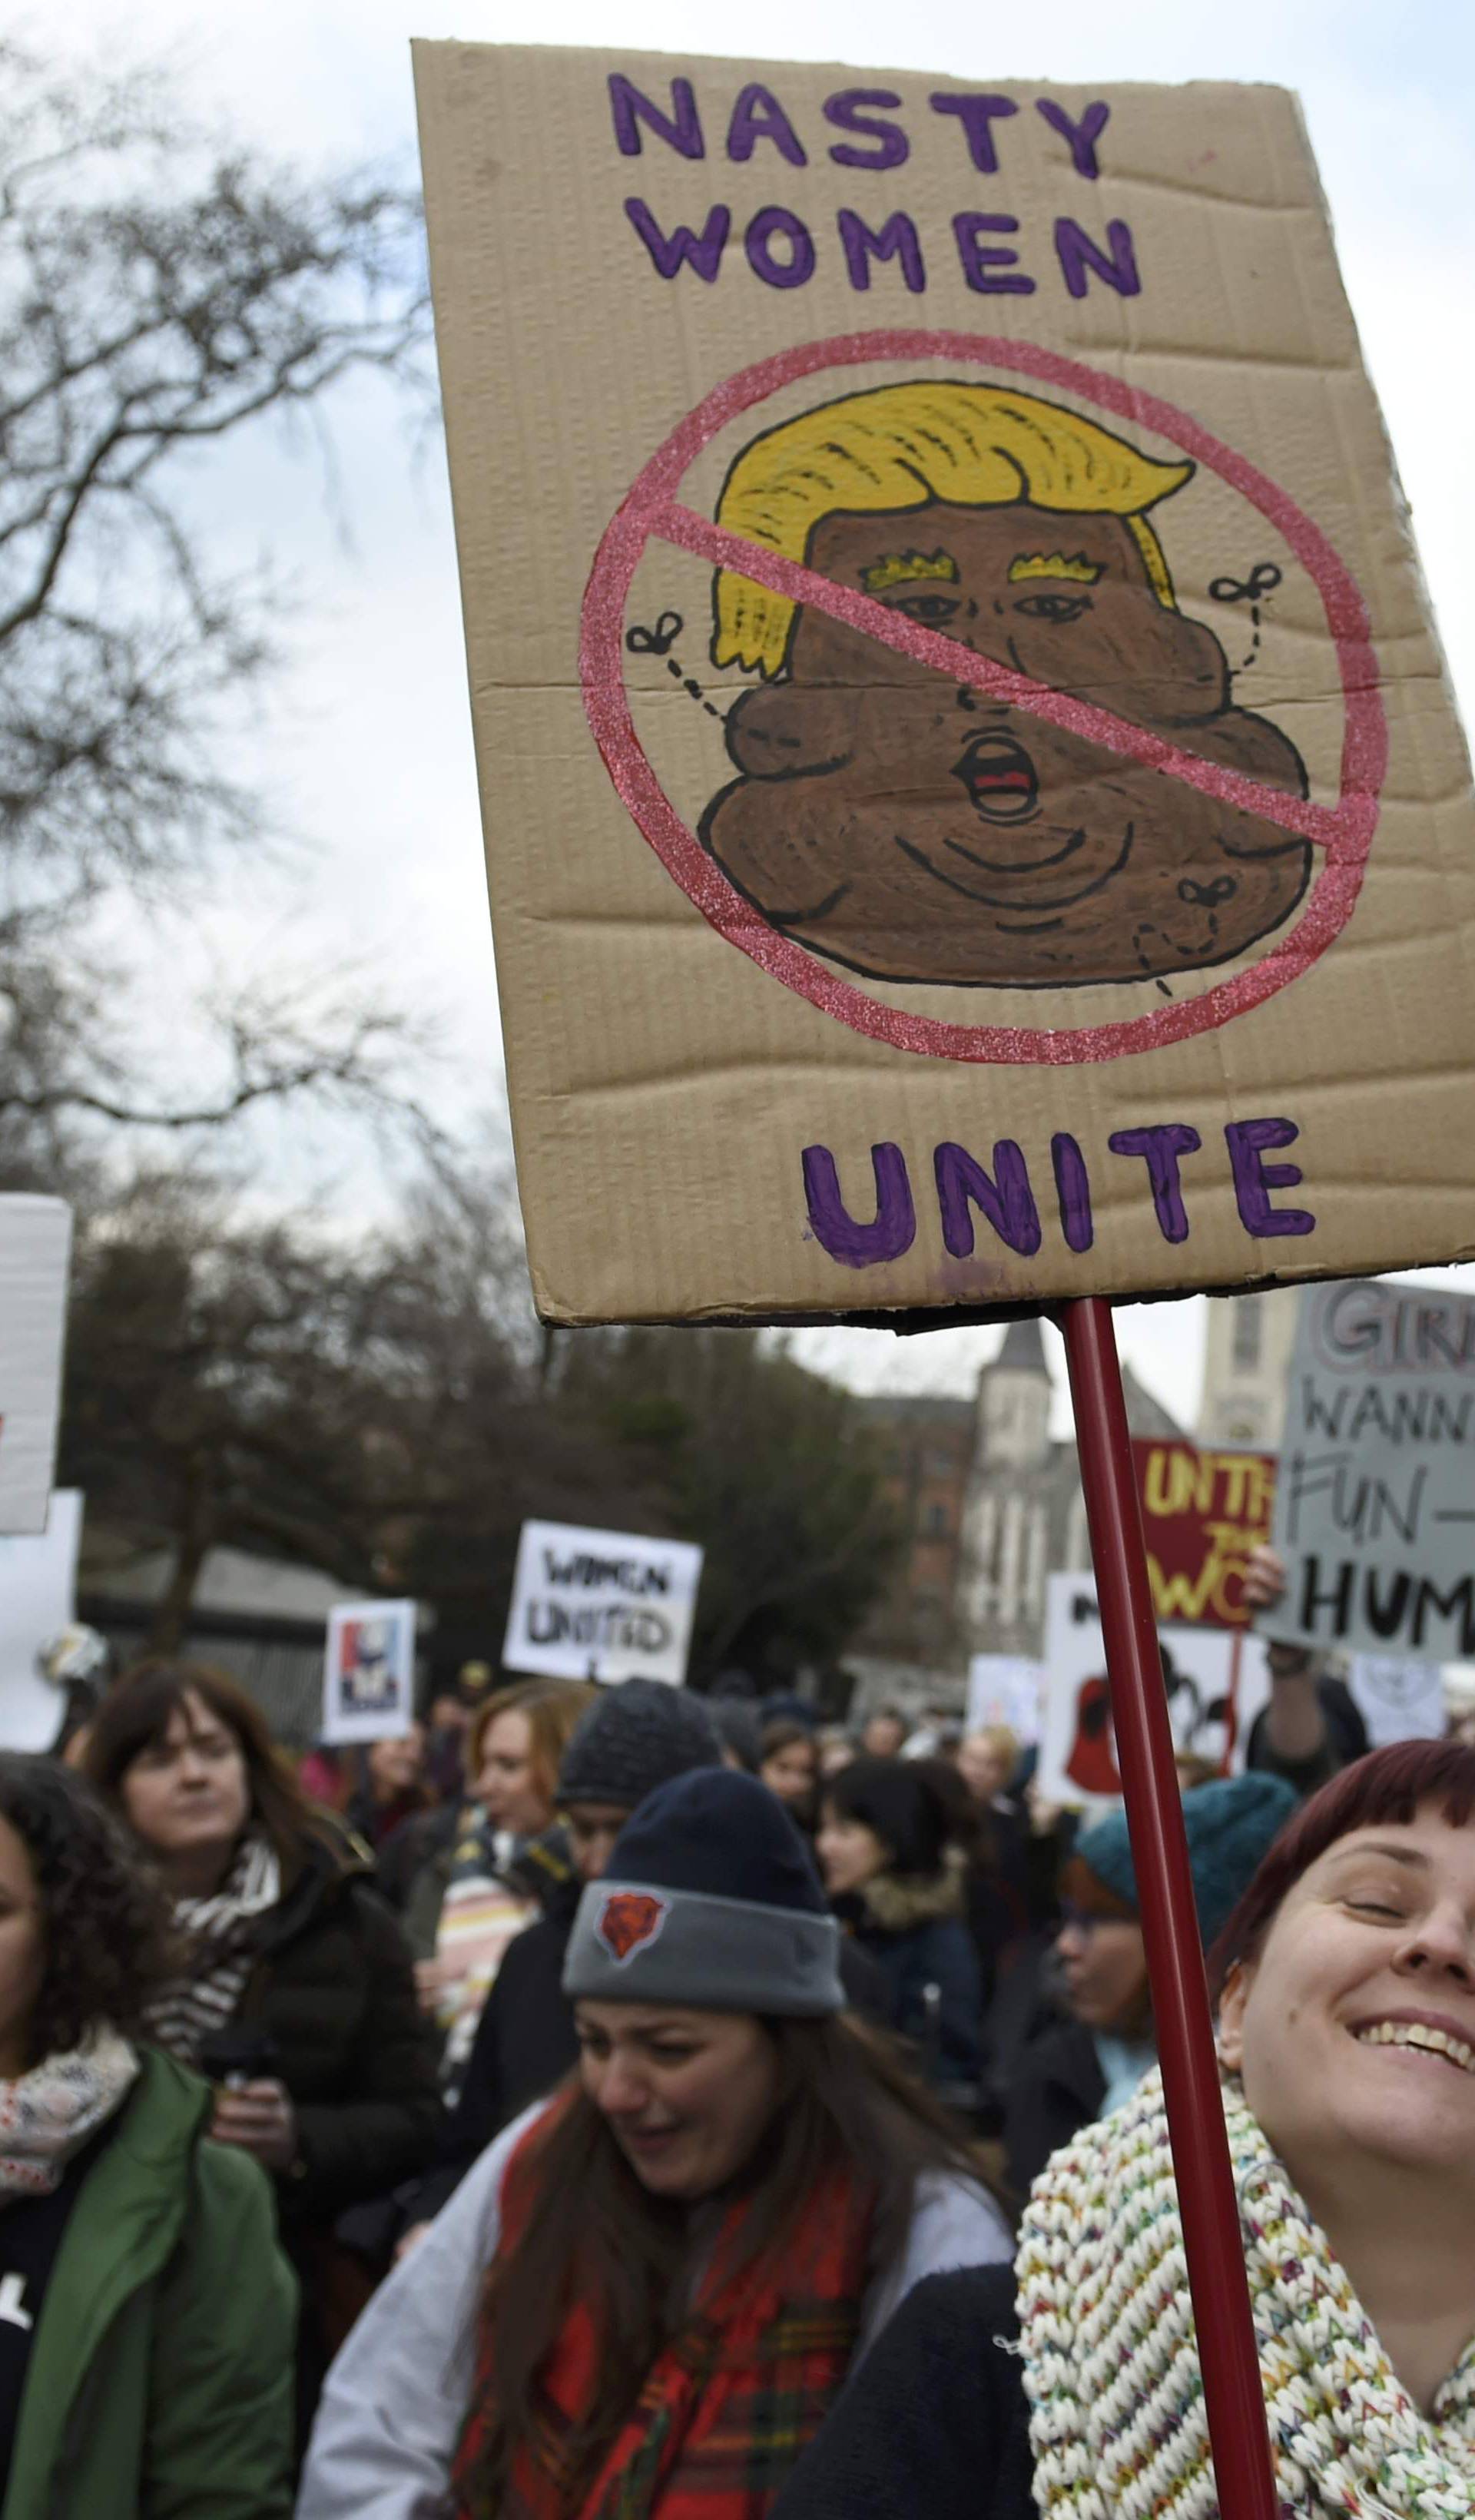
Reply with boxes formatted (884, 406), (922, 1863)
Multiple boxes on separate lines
(1002, 2013), (1105, 2203)
(1, 2046), (296, 2520)
(768, 2265), (1034, 2520)
(839, 1857), (983, 2091)
(373, 1801), (458, 1917)
(341, 1786), (432, 1860)
(235, 1830), (442, 2224)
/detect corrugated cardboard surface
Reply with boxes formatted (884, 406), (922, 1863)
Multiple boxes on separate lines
(414, 46), (1475, 1325)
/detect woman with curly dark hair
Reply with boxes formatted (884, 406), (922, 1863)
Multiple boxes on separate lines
(0, 1752), (294, 2515)
(83, 1660), (441, 2426)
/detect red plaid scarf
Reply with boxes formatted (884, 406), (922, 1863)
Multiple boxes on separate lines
(450, 2110), (874, 2520)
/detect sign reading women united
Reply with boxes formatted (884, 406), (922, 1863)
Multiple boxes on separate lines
(503, 1521), (704, 1686)
(416, 48), (1475, 1323)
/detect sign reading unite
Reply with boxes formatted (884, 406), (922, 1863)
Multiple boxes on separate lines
(416, 47), (1475, 1326)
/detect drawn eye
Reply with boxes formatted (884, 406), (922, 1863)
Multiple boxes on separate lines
(889, 592), (960, 624)
(1014, 592), (1092, 624)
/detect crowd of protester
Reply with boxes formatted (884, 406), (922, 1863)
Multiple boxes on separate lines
(3, 1534), (1472, 2517)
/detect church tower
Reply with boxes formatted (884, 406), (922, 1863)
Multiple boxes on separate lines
(977, 1315), (1052, 1469)
(960, 1318), (1055, 1654)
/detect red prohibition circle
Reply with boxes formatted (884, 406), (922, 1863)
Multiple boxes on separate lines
(578, 330), (1387, 1065)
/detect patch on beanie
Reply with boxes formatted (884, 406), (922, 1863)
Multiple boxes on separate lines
(597, 1890), (670, 1965)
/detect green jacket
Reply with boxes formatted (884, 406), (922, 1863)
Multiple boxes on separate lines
(2, 2046), (297, 2520)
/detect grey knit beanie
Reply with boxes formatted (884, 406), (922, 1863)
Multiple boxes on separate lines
(564, 1770), (845, 2018)
(555, 1679), (721, 1812)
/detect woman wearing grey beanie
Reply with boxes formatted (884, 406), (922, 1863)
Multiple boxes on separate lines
(302, 1769), (1009, 2520)
(394, 1680), (726, 2243)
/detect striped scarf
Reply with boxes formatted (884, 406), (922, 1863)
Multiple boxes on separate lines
(144, 1833), (281, 2067)
(451, 2110), (874, 2520)
(434, 1819), (568, 2074)
(1017, 2065), (1475, 2520)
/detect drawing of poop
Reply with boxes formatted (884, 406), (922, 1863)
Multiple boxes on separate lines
(698, 384), (1311, 990)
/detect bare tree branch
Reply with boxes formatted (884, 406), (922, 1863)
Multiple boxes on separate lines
(0, 41), (429, 894)
(0, 40), (439, 1187)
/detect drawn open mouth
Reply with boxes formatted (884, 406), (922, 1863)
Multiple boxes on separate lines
(953, 732), (1039, 823)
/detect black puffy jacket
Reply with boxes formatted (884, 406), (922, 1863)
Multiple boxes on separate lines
(234, 1829), (442, 2223)
(770, 2266), (1034, 2520)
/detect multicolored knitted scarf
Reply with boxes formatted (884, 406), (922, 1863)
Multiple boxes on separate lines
(1017, 2066), (1475, 2520)
(451, 2111), (874, 2520)
(0, 2027), (138, 2197)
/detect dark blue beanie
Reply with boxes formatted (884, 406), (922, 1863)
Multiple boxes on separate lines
(1075, 1772), (1298, 1955)
(562, 1769), (843, 2016)
(602, 1769), (827, 1911)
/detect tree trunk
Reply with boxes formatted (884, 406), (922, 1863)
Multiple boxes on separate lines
(144, 1473), (217, 1655)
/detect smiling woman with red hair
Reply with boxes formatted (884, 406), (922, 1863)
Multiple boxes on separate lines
(765, 1738), (1475, 2520)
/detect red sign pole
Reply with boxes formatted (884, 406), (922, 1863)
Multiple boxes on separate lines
(1059, 1296), (1278, 2520)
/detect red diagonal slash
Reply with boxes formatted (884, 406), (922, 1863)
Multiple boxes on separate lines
(649, 499), (1353, 855)
(579, 330), (1387, 1063)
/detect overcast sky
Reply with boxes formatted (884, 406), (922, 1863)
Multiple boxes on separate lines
(43, 0), (1475, 1429)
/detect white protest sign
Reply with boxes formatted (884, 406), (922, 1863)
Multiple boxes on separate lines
(503, 1520), (704, 1686)
(1347, 1653), (1447, 1749)
(1268, 1278), (1475, 1661)
(322, 1600), (416, 1745)
(966, 1655), (1042, 1746)
(1039, 1571), (1271, 1809)
(0, 1200), (71, 1537)
(0, 1490), (83, 1750)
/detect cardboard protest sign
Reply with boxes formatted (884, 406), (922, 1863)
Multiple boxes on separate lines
(966, 1653), (1042, 1744)
(0, 1199), (71, 1537)
(1268, 1278), (1475, 1660)
(0, 1491), (83, 1752)
(504, 1520), (704, 1685)
(415, 47), (1475, 1325)
(1347, 1653), (1447, 1749)
(323, 1600), (416, 1745)
(1039, 1571), (1270, 1808)
(1132, 1437), (1276, 1628)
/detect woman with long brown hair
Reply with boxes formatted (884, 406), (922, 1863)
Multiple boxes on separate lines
(300, 1769), (1009, 2520)
(83, 1658), (442, 2426)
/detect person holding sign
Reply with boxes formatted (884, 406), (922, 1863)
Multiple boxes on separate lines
(300, 1770), (1009, 2520)
(767, 1736), (1475, 2520)
(1244, 1544), (1369, 1795)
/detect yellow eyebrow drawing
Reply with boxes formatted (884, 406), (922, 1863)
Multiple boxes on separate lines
(1008, 552), (1103, 585)
(860, 549), (960, 596)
